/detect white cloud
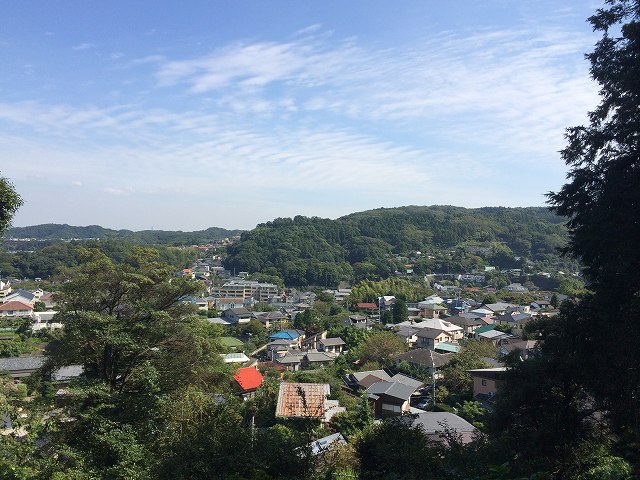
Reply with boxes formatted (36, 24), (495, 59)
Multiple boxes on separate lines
(0, 22), (601, 229)
(104, 187), (133, 196)
(152, 26), (598, 162)
(72, 43), (96, 51)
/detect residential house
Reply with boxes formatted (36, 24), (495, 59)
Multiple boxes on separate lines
(388, 373), (424, 393)
(406, 412), (478, 445)
(394, 325), (420, 347)
(290, 290), (316, 305)
(423, 294), (445, 304)
(378, 296), (396, 311)
(530, 300), (552, 310)
(0, 301), (33, 318)
(501, 338), (538, 360)
(494, 312), (533, 335)
(417, 301), (448, 319)
(324, 289), (351, 303)
(31, 311), (61, 331)
(214, 297), (245, 311)
(446, 298), (472, 315)
(269, 329), (305, 346)
(222, 307), (252, 324)
(0, 280), (11, 298)
(303, 351), (338, 369)
(220, 353), (250, 364)
(345, 369), (392, 391)
(318, 337), (347, 355)
(2, 289), (36, 306)
(354, 303), (378, 314)
(274, 351), (306, 371)
(481, 302), (520, 316)
(233, 366), (264, 399)
(446, 315), (484, 337)
(366, 381), (416, 417)
(505, 282), (529, 292)
(341, 314), (374, 330)
(276, 382), (344, 422)
(402, 318), (464, 340)
(254, 310), (287, 329)
(415, 327), (458, 350)
(302, 331), (328, 350)
(0, 356), (82, 382)
(39, 292), (56, 309)
(469, 308), (495, 318)
(193, 298), (209, 311)
(467, 367), (507, 403)
(393, 349), (453, 378)
(476, 329), (512, 345)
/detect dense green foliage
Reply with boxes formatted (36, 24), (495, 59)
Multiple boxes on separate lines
(224, 206), (571, 287)
(0, 175), (23, 238)
(5, 223), (242, 245)
(492, 1), (640, 476)
(0, 240), (198, 280)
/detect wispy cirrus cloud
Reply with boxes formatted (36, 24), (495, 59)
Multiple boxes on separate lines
(1, 21), (600, 229)
(152, 25), (597, 161)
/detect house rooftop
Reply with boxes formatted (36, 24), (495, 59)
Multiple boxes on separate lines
(233, 367), (264, 391)
(0, 301), (33, 311)
(434, 342), (461, 353)
(220, 353), (250, 364)
(394, 349), (454, 368)
(276, 382), (330, 418)
(366, 381), (416, 401)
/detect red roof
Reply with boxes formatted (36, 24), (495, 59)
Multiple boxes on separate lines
(0, 301), (33, 311)
(356, 302), (378, 311)
(233, 367), (264, 391)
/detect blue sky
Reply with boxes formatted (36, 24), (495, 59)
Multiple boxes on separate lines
(1, 1), (601, 231)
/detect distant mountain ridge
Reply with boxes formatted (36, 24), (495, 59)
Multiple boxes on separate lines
(6, 223), (244, 245)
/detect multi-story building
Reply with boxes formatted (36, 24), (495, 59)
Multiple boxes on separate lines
(211, 280), (279, 303)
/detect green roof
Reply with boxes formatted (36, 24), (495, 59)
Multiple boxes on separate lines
(219, 336), (245, 348)
(434, 342), (461, 353)
(474, 324), (497, 334)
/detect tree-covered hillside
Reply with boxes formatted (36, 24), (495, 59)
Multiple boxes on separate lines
(5, 223), (243, 245)
(224, 205), (571, 287)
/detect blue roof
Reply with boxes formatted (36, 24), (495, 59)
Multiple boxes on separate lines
(270, 331), (299, 340)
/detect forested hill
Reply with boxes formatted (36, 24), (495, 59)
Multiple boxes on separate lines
(224, 205), (570, 287)
(5, 223), (243, 245)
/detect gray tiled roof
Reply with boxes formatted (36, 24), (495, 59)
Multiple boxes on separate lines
(394, 348), (454, 368)
(0, 356), (46, 372)
(389, 373), (424, 390)
(366, 381), (416, 401)
(409, 412), (476, 434)
(319, 337), (346, 346)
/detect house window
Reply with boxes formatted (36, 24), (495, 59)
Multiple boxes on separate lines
(481, 379), (487, 386)
(382, 403), (401, 413)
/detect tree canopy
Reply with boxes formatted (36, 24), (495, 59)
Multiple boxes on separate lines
(494, 1), (640, 475)
(224, 206), (571, 287)
(0, 175), (22, 238)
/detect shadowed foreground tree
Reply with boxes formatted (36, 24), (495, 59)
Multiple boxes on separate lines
(492, 1), (640, 476)
(547, 0), (640, 464)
